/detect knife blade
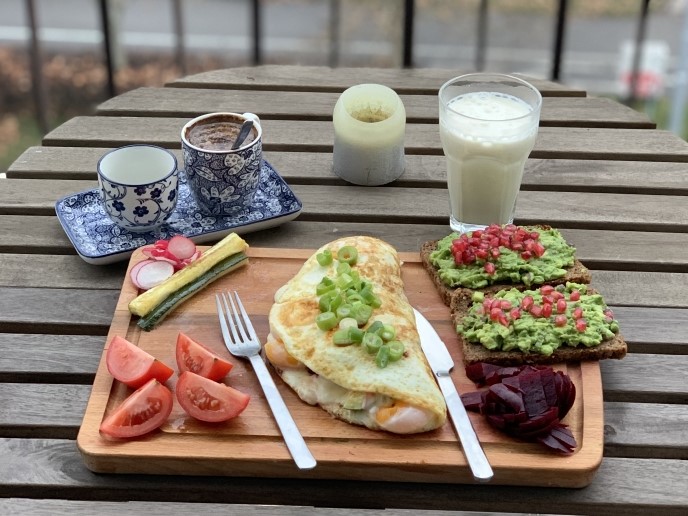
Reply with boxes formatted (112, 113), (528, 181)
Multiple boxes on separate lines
(413, 308), (493, 482)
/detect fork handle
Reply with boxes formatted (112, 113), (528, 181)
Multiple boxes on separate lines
(249, 354), (317, 470)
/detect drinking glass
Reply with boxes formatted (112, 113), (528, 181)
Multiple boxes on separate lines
(438, 73), (542, 234)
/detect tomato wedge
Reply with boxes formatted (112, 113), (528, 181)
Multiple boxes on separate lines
(99, 379), (173, 438)
(176, 371), (250, 422)
(175, 332), (234, 381)
(106, 335), (174, 389)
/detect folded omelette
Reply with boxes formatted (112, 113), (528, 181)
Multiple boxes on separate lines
(266, 236), (447, 434)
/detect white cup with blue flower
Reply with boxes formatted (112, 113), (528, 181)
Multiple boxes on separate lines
(97, 145), (179, 232)
(181, 112), (263, 216)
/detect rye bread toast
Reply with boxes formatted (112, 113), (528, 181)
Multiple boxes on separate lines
(450, 287), (627, 366)
(421, 226), (592, 307)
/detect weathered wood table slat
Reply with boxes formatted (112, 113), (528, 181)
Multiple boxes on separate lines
(1, 65), (687, 515)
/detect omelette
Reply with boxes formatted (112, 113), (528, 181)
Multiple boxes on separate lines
(266, 236), (447, 434)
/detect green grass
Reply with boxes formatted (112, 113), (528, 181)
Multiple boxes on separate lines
(0, 116), (43, 174)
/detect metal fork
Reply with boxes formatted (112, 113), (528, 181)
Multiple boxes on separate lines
(215, 291), (316, 470)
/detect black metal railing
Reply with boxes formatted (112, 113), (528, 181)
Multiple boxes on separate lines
(23, 0), (654, 135)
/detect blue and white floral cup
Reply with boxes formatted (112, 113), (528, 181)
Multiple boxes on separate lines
(181, 112), (263, 216)
(97, 145), (179, 232)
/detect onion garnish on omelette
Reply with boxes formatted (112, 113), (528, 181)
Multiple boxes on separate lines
(266, 236), (447, 434)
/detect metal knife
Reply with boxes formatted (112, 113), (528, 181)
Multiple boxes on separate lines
(413, 308), (494, 482)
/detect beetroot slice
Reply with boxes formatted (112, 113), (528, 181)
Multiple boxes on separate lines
(462, 362), (578, 454)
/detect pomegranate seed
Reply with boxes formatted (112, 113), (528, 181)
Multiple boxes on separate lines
(575, 319), (587, 332)
(463, 250), (476, 264)
(555, 315), (567, 327)
(498, 314), (509, 327)
(512, 231), (525, 243)
(484, 262), (496, 275)
(510, 308), (522, 320)
(573, 307), (584, 319)
(551, 291), (564, 301)
(499, 236), (510, 247)
(530, 305), (543, 318)
(542, 303), (553, 317)
(521, 251), (533, 260)
(604, 308), (615, 318)
(491, 298), (503, 310)
(487, 224), (501, 234)
(533, 242), (546, 258)
(540, 285), (555, 295)
(505, 224), (517, 232)
(521, 295), (534, 311)
(530, 231), (540, 240)
(491, 247), (501, 259)
(570, 290), (581, 301)
(525, 240), (536, 252)
(490, 307), (502, 321)
(489, 237), (499, 248)
(512, 242), (524, 251)
(476, 249), (488, 260)
(500, 300), (512, 310)
(556, 299), (567, 313)
(479, 240), (490, 250)
(472, 230), (483, 239)
(542, 295), (554, 305)
(483, 299), (491, 311)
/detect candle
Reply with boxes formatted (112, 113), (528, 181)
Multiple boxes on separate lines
(332, 83), (406, 186)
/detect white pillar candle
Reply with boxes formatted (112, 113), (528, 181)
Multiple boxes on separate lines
(332, 83), (406, 186)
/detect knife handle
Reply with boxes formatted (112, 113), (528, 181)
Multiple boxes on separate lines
(437, 374), (494, 482)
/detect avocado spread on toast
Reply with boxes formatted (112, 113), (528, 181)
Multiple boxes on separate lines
(457, 283), (620, 356)
(429, 226), (576, 289)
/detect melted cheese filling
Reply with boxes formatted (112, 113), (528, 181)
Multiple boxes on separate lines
(265, 333), (434, 434)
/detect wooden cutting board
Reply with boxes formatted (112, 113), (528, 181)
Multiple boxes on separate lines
(77, 246), (604, 487)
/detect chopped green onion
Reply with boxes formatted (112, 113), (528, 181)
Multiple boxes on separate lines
(336, 304), (352, 319)
(316, 249), (333, 266)
(367, 320), (384, 335)
(333, 329), (354, 346)
(316, 311), (338, 331)
(350, 270), (362, 291)
(346, 292), (364, 304)
(375, 345), (390, 368)
(319, 291), (336, 312)
(363, 332), (383, 354)
(316, 277), (335, 296)
(471, 291), (485, 303)
(336, 273), (354, 290)
(380, 324), (396, 342)
(336, 262), (351, 276)
(348, 327), (365, 343)
(388, 340), (404, 361)
(360, 285), (375, 303)
(369, 295), (382, 309)
(354, 304), (373, 326)
(338, 317), (358, 330)
(329, 292), (343, 311)
(337, 246), (358, 265)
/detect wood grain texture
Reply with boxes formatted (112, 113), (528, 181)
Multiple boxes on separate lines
(166, 66), (586, 97)
(96, 87), (652, 128)
(0, 439), (685, 515)
(10, 146), (688, 196)
(42, 117), (688, 161)
(0, 498), (521, 516)
(603, 402), (688, 458)
(601, 354), (688, 403)
(0, 287), (117, 335)
(0, 383), (89, 439)
(4, 179), (688, 232)
(0, 334), (103, 382)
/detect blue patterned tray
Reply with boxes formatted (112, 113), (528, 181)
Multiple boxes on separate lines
(55, 160), (302, 264)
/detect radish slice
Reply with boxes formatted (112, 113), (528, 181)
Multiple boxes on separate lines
(135, 260), (175, 290)
(167, 235), (197, 260)
(154, 239), (169, 249)
(130, 259), (156, 289)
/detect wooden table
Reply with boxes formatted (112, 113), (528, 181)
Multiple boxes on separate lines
(2, 65), (687, 515)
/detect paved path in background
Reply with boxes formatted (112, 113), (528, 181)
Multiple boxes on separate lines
(0, 0), (684, 94)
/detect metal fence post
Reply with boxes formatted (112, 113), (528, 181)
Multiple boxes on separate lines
(98, 0), (117, 98)
(24, 0), (49, 134)
(551, 0), (568, 81)
(251, 0), (262, 65)
(628, 0), (651, 104)
(403, 0), (414, 68)
(172, 0), (187, 75)
(475, 0), (488, 72)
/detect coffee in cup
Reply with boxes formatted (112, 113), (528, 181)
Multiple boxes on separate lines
(181, 112), (263, 216)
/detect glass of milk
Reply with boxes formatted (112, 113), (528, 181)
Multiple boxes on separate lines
(438, 73), (542, 234)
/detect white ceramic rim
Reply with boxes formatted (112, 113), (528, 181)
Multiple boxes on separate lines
(181, 112), (263, 153)
(337, 83), (404, 126)
(96, 144), (178, 187)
